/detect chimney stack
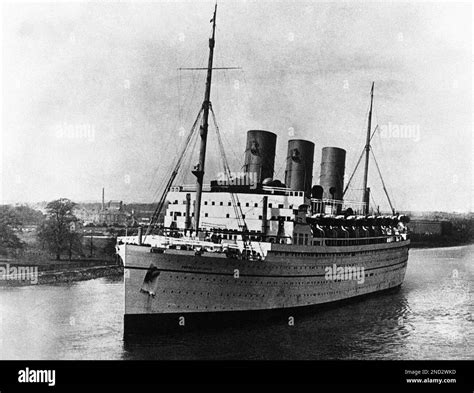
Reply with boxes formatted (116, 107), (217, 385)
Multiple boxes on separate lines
(243, 130), (277, 184)
(319, 147), (346, 201)
(284, 139), (315, 196)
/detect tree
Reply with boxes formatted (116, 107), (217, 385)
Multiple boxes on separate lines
(37, 199), (83, 260)
(0, 205), (24, 257)
(11, 205), (45, 225)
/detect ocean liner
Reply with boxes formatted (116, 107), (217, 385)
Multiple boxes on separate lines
(117, 5), (410, 333)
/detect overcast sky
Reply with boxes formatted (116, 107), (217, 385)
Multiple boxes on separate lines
(1, 0), (472, 212)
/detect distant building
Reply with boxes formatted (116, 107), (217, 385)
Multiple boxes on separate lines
(74, 206), (100, 225)
(69, 221), (82, 232)
(99, 200), (130, 226)
(130, 210), (154, 227)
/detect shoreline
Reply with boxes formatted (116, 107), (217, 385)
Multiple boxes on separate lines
(37, 265), (123, 285)
(409, 239), (473, 249)
(0, 260), (123, 287)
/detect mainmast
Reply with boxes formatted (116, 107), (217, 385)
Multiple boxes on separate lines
(362, 82), (374, 215)
(193, 4), (217, 233)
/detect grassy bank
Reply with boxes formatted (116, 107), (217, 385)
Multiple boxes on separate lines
(0, 263), (123, 286)
(0, 229), (123, 286)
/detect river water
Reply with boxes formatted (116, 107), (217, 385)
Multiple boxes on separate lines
(0, 245), (472, 360)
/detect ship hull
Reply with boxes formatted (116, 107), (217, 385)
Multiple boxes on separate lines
(124, 284), (403, 334)
(119, 240), (409, 334)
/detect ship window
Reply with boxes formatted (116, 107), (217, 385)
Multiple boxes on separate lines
(220, 202), (223, 206)
(169, 212), (173, 216)
(226, 214), (230, 218)
(237, 202), (241, 207)
(278, 204), (284, 208)
(245, 203), (250, 207)
(254, 203), (258, 207)
(258, 215), (262, 219)
(205, 213), (209, 217)
(242, 214), (246, 219)
(174, 200), (178, 204)
(212, 201), (215, 205)
(268, 203), (273, 208)
(228, 202), (231, 206)
(204, 201), (208, 205)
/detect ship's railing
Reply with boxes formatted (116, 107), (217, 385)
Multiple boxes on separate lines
(308, 234), (408, 247)
(117, 234), (223, 249)
(170, 184), (211, 192)
(261, 186), (304, 197)
(310, 198), (367, 215)
(200, 222), (227, 229)
(169, 184), (305, 197)
(117, 234), (272, 260)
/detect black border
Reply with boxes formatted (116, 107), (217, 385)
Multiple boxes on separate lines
(0, 360), (473, 390)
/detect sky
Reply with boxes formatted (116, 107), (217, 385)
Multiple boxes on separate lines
(1, 0), (472, 212)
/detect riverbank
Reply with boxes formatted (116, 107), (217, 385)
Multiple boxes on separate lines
(0, 258), (123, 286)
(38, 264), (123, 285)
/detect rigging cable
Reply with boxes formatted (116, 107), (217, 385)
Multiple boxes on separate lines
(342, 124), (379, 197)
(210, 105), (258, 256)
(176, 122), (200, 186)
(341, 100), (372, 200)
(370, 148), (396, 214)
(146, 59), (200, 195)
(144, 107), (204, 240)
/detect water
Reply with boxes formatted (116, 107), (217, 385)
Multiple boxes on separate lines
(0, 245), (472, 360)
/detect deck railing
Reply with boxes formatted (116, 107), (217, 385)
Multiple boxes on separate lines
(308, 234), (408, 247)
(310, 198), (368, 215)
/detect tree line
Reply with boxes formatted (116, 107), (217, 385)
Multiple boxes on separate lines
(0, 199), (116, 261)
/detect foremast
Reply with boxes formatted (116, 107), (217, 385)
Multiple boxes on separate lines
(192, 4), (217, 233)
